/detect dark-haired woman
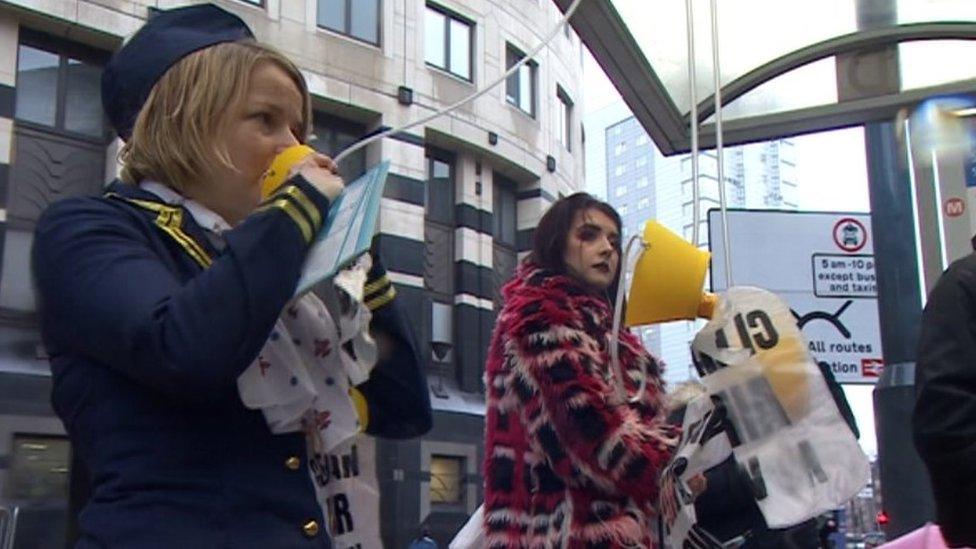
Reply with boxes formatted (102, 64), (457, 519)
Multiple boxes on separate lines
(482, 193), (678, 548)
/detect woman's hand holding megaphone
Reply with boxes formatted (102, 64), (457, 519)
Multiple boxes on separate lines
(288, 150), (344, 201)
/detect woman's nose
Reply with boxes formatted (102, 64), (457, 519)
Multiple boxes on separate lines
(274, 129), (300, 153)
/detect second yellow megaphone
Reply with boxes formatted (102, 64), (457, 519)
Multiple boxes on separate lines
(260, 144), (316, 199)
(625, 220), (717, 326)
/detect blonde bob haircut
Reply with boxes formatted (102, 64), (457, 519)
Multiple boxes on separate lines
(119, 40), (312, 193)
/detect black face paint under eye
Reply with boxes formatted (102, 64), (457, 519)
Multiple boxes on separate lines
(577, 227), (599, 241)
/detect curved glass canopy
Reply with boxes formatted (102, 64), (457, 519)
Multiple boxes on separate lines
(559, 0), (976, 154)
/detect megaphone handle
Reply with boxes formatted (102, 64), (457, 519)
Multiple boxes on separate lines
(609, 235), (648, 405)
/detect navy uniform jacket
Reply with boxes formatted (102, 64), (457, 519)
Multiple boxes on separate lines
(32, 177), (432, 548)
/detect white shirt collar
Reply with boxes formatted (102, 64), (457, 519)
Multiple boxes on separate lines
(139, 181), (233, 235)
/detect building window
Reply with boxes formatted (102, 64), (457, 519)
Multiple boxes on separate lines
(638, 197), (649, 210)
(636, 176), (649, 188)
(317, 0), (381, 46)
(556, 86), (573, 151)
(430, 301), (453, 364)
(424, 149), (456, 301)
(636, 156), (647, 167)
(426, 153), (455, 225)
(15, 33), (108, 140)
(505, 44), (536, 116)
(430, 455), (464, 504)
(637, 133), (649, 146)
(615, 186), (627, 198)
(4, 435), (70, 501)
(309, 112), (367, 181)
(425, 4), (472, 81)
(618, 204), (629, 215)
(493, 177), (517, 248)
(614, 141), (626, 156)
(614, 165), (625, 177)
(0, 230), (37, 313)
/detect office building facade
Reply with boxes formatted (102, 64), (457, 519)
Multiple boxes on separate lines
(0, 0), (583, 545)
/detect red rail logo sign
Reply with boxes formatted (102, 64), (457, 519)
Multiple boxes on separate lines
(861, 358), (884, 378)
(944, 197), (966, 218)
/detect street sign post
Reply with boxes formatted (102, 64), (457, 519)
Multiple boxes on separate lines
(708, 209), (883, 384)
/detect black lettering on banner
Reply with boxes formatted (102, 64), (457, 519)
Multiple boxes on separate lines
(330, 455), (341, 481)
(746, 310), (778, 350)
(692, 350), (729, 376)
(683, 416), (706, 447)
(714, 310), (780, 357)
(310, 453), (330, 487)
(723, 377), (791, 445)
(715, 328), (730, 350)
(309, 445), (362, 488)
(743, 456), (768, 500)
(711, 393), (742, 447)
(798, 439), (828, 486)
(733, 314), (756, 354)
(327, 493), (355, 535)
(348, 444), (360, 477)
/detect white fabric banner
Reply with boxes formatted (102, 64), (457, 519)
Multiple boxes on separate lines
(310, 435), (384, 549)
(662, 287), (870, 547)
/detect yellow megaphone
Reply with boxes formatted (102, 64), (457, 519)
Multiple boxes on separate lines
(260, 144), (316, 199)
(625, 220), (717, 326)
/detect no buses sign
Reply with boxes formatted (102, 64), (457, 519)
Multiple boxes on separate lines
(708, 210), (883, 384)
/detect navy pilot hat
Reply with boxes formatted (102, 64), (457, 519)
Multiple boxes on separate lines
(101, 3), (254, 140)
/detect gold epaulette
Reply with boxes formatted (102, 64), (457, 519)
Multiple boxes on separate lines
(105, 192), (212, 268)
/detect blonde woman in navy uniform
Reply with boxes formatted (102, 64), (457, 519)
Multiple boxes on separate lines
(32, 4), (431, 547)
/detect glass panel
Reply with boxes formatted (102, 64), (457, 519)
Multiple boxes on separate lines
(449, 18), (471, 79)
(0, 230), (37, 312)
(430, 455), (463, 504)
(317, 0), (346, 33)
(897, 0), (976, 24)
(426, 156), (453, 224)
(425, 8), (446, 69)
(350, 0), (379, 44)
(4, 435), (70, 501)
(430, 301), (453, 362)
(704, 57), (838, 123)
(64, 58), (104, 137)
(519, 64), (533, 115)
(15, 45), (59, 127)
(557, 91), (571, 148)
(310, 114), (366, 180)
(609, 0), (857, 115)
(557, 98), (567, 146)
(505, 47), (520, 104)
(899, 40), (976, 92)
(493, 178), (516, 246)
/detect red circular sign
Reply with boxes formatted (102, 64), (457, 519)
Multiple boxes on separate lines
(833, 218), (867, 253)
(944, 197), (966, 218)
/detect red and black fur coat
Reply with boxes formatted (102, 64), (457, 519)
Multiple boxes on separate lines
(483, 263), (678, 548)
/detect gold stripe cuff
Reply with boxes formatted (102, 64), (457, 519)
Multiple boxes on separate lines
(260, 198), (313, 243)
(363, 274), (390, 297)
(273, 185), (322, 233)
(365, 285), (396, 311)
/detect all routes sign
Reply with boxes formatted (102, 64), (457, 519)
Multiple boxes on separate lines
(708, 209), (883, 384)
